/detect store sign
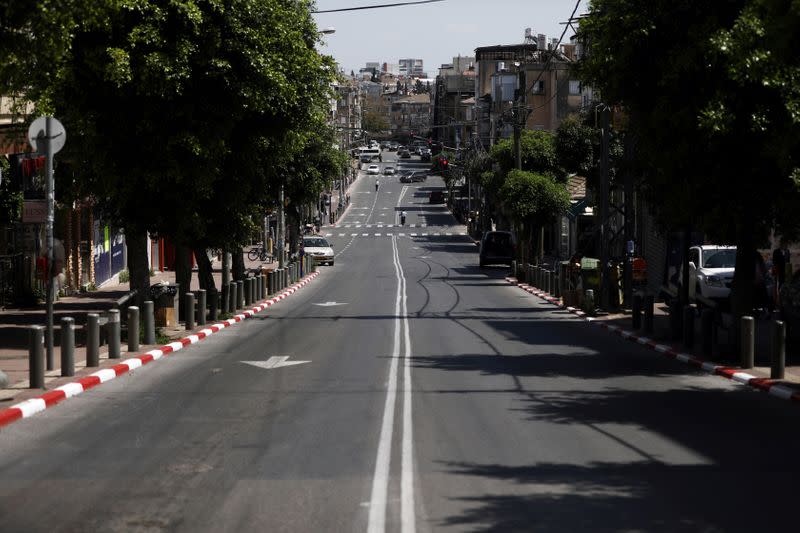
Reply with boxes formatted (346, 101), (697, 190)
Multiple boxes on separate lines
(22, 200), (47, 223)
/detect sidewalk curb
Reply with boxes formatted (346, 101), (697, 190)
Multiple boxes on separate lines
(505, 276), (800, 404)
(0, 272), (320, 429)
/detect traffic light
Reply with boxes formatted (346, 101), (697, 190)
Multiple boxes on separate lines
(441, 158), (448, 170)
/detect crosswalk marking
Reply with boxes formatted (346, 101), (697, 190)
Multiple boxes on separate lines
(325, 231), (469, 239)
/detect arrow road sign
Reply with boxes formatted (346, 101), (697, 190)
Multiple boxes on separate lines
(241, 356), (310, 370)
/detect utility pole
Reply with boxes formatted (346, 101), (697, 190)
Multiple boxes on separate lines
(44, 117), (55, 370)
(599, 105), (611, 310)
(278, 184), (285, 269)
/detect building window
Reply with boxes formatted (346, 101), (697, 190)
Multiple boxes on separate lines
(531, 80), (545, 95)
(569, 80), (581, 95)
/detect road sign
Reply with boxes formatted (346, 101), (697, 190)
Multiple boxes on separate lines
(28, 116), (66, 154)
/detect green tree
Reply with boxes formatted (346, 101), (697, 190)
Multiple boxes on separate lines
(499, 170), (570, 264)
(362, 110), (389, 133)
(555, 115), (596, 176)
(490, 130), (560, 178)
(42, 0), (334, 300)
(575, 0), (800, 315)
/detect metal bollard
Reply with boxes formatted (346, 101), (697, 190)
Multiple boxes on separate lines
(29, 325), (45, 388)
(632, 294), (642, 329)
(554, 271), (561, 298)
(209, 289), (218, 321)
(268, 271), (275, 295)
(701, 308), (714, 357)
(771, 320), (786, 379)
(682, 305), (694, 349)
(644, 295), (654, 334)
(222, 282), (230, 314)
(512, 260), (517, 279)
(60, 317), (75, 377)
(584, 289), (595, 314)
(87, 313), (100, 367)
(197, 289), (206, 326)
(261, 274), (267, 299)
(185, 292), (195, 330)
(237, 280), (245, 309)
(740, 315), (755, 368)
(143, 301), (155, 345)
(107, 309), (121, 359)
(128, 306), (140, 352)
(229, 282), (236, 313)
(244, 278), (252, 306)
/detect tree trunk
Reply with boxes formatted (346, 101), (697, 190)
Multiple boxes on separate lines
(232, 247), (245, 281)
(680, 226), (691, 306)
(194, 246), (216, 292)
(175, 242), (192, 321)
(126, 227), (150, 308)
(731, 230), (756, 320)
(221, 247), (231, 314)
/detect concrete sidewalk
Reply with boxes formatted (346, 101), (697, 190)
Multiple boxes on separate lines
(510, 276), (800, 399)
(0, 252), (276, 406)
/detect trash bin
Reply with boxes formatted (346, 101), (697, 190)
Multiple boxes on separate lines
(150, 283), (179, 327)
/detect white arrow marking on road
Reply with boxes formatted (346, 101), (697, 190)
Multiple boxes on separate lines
(241, 356), (310, 369)
(314, 301), (348, 307)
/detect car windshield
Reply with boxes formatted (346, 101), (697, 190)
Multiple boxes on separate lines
(703, 249), (736, 268)
(304, 238), (329, 248)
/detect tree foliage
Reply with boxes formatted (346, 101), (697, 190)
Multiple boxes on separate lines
(577, 0), (800, 314)
(555, 115), (596, 176)
(362, 110), (389, 133)
(490, 130), (559, 178)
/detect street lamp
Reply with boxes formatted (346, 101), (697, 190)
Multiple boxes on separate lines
(319, 27), (336, 35)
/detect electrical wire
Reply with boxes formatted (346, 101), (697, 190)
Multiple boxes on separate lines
(524, 0), (582, 94)
(315, 0), (445, 14)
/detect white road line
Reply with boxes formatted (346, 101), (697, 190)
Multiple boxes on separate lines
(399, 236), (415, 533)
(368, 236), (415, 533)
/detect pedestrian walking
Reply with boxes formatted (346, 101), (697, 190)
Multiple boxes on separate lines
(375, 179), (379, 192)
(400, 210), (407, 226)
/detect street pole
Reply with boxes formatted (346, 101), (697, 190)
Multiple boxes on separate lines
(45, 117), (55, 370)
(278, 184), (285, 269)
(599, 106), (611, 310)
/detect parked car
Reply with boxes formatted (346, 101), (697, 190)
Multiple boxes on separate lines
(367, 164), (380, 175)
(302, 236), (334, 266)
(383, 166), (395, 175)
(479, 231), (516, 267)
(682, 245), (737, 304)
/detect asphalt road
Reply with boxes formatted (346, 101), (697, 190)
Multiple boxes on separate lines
(1, 152), (799, 532)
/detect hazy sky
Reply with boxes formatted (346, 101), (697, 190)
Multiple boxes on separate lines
(313, 0), (589, 76)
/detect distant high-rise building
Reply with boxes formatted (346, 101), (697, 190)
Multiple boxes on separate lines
(398, 58), (426, 78)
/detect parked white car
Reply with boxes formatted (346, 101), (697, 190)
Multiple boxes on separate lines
(686, 245), (736, 302)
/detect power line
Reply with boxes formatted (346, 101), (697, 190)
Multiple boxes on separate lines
(524, 0), (581, 94)
(315, 0), (445, 14)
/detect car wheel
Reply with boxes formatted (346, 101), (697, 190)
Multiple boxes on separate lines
(329, 260), (334, 266)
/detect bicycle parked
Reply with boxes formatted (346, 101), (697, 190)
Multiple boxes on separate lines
(247, 246), (273, 262)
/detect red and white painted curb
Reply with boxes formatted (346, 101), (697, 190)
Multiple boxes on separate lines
(506, 276), (800, 403)
(0, 272), (320, 429)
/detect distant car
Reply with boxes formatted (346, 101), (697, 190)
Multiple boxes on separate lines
(429, 190), (445, 203)
(302, 236), (334, 266)
(410, 172), (426, 182)
(383, 166), (395, 175)
(367, 164), (380, 175)
(479, 231), (516, 267)
(399, 172), (413, 183)
(399, 149), (411, 158)
(681, 245), (737, 304)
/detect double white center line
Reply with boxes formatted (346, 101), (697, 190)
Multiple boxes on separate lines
(368, 235), (415, 533)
